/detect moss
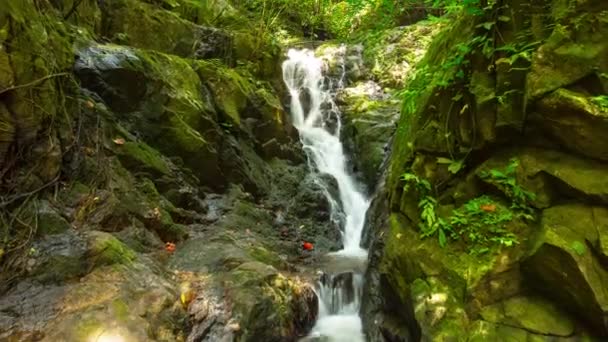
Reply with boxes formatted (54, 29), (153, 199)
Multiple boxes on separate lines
(116, 141), (171, 176)
(248, 245), (284, 269)
(111, 299), (130, 322)
(88, 231), (136, 267)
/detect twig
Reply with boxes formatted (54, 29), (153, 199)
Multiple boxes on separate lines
(0, 175), (60, 208)
(0, 73), (69, 96)
(64, 0), (85, 20)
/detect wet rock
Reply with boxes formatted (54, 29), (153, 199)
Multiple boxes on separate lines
(30, 230), (88, 284)
(340, 81), (399, 189)
(114, 140), (172, 178)
(74, 43), (223, 187)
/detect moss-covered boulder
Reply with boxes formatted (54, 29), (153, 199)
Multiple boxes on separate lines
(477, 148), (608, 208)
(75, 43), (224, 187)
(114, 140), (172, 177)
(340, 82), (400, 188)
(533, 89), (608, 161)
(100, 0), (230, 59)
(480, 295), (575, 336)
(523, 205), (608, 335)
(526, 1), (608, 99)
(86, 231), (136, 267)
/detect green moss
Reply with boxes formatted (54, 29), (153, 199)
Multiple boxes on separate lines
(248, 246), (284, 269)
(88, 231), (136, 267)
(111, 299), (130, 322)
(116, 141), (171, 176)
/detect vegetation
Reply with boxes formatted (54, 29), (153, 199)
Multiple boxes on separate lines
(401, 159), (536, 254)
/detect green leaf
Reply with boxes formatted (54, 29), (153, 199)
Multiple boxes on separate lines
(479, 22), (495, 30)
(498, 15), (511, 22)
(438, 229), (447, 247)
(436, 157), (453, 164)
(448, 159), (465, 174)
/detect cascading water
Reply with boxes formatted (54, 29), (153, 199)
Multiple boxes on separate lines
(282, 48), (370, 341)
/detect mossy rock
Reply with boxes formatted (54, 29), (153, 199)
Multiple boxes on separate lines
(75, 43), (224, 187)
(35, 200), (71, 236)
(477, 148), (608, 207)
(527, 7), (608, 99)
(480, 295), (575, 336)
(115, 141), (172, 177)
(534, 89), (608, 161)
(100, 0), (230, 58)
(87, 231), (136, 267)
(522, 204), (608, 335)
(228, 262), (318, 341)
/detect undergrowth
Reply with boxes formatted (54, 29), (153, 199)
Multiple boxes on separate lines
(401, 158), (536, 254)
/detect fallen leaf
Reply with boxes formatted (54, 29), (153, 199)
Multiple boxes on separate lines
(113, 138), (125, 145)
(165, 242), (176, 253)
(480, 204), (496, 212)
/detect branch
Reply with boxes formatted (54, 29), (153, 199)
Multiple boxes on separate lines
(0, 73), (70, 96)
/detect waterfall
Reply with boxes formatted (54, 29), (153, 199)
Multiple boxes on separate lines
(282, 48), (369, 342)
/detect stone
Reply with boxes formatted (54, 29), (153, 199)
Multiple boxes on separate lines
(527, 10), (608, 99)
(114, 141), (172, 177)
(74, 43), (224, 187)
(100, 0), (230, 59)
(522, 205), (608, 335)
(480, 295), (575, 336)
(35, 200), (71, 236)
(534, 89), (608, 161)
(478, 148), (608, 207)
(86, 231), (136, 267)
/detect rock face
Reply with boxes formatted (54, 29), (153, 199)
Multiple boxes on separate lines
(364, 0), (608, 340)
(0, 1), (325, 341)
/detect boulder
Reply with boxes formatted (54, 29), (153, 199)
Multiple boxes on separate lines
(477, 148), (608, 207)
(340, 81), (399, 188)
(479, 295), (575, 337)
(526, 7), (608, 99)
(522, 205), (608, 335)
(533, 89), (608, 161)
(74, 43), (224, 187)
(100, 0), (230, 59)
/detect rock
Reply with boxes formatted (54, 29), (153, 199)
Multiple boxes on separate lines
(477, 148), (608, 207)
(86, 231), (136, 267)
(33, 200), (71, 236)
(219, 136), (271, 197)
(480, 295), (575, 336)
(533, 89), (608, 161)
(228, 262), (318, 340)
(527, 9), (608, 99)
(522, 205), (608, 335)
(100, 0), (230, 59)
(74, 43), (224, 187)
(340, 81), (400, 188)
(114, 140), (172, 178)
(30, 230), (88, 284)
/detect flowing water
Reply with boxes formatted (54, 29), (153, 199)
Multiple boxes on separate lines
(282, 48), (370, 341)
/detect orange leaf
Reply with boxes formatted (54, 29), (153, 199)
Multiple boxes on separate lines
(113, 138), (125, 145)
(480, 204), (496, 212)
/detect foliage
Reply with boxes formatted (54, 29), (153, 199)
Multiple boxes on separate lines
(479, 158), (536, 220)
(400, 158), (536, 254)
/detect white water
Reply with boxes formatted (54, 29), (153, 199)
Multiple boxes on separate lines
(282, 48), (369, 342)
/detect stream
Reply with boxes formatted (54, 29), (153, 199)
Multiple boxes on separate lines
(283, 48), (370, 342)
